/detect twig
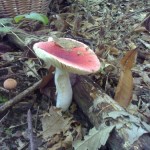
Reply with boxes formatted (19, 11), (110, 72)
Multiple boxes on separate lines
(27, 109), (35, 150)
(0, 87), (9, 93)
(125, 7), (150, 18)
(34, 106), (39, 130)
(0, 80), (42, 114)
(0, 111), (10, 124)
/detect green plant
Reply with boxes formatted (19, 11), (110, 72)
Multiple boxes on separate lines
(14, 12), (49, 25)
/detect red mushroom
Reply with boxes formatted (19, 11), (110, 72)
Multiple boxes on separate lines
(33, 37), (100, 111)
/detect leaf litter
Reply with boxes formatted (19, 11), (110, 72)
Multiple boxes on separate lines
(0, 0), (150, 149)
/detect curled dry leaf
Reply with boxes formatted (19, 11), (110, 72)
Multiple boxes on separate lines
(114, 70), (133, 107)
(120, 49), (137, 70)
(134, 26), (147, 33)
(142, 15), (150, 31)
(115, 49), (137, 108)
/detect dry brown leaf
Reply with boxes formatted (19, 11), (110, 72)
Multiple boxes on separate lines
(108, 46), (119, 56)
(120, 49), (137, 70)
(115, 49), (137, 107)
(114, 70), (133, 107)
(41, 107), (72, 140)
(134, 26), (147, 32)
(52, 37), (83, 51)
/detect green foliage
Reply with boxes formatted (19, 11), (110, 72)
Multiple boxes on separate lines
(14, 12), (49, 25)
(0, 94), (8, 103)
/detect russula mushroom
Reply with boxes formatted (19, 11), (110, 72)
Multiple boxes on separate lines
(33, 37), (100, 111)
(3, 78), (17, 90)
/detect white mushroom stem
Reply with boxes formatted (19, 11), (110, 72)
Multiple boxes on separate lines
(55, 68), (73, 111)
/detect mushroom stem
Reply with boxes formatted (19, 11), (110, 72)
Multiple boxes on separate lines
(55, 68), (73, 111)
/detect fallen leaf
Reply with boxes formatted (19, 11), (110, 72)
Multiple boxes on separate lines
(120, 49), (137, 70)
(115, 49), (137, 107)
(47, 120), (81, 149)
(52, 37), (83, 51)
(73, 126), (115, 150)
(108, 46), (119, 56)
(134, 26), (147, 32)
(23, 59), (39, 78)
(14, 12), (49, 25)
(115, 70), (133, 107)
(41, 107), (72, 140)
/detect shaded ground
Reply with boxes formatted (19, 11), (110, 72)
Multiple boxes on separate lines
(0, 0), (150, 149)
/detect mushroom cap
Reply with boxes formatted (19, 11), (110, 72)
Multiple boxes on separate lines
(3, 78), (17, 90)
(33, 38), (100, 75)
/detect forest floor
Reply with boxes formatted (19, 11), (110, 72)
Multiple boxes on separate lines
(0, 0), (150, 149)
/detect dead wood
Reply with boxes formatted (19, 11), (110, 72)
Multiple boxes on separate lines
(27, 109), (35, 150)
(73, 76), (150, 150)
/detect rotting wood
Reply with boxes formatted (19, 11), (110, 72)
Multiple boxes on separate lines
(73, 76), (150, 150)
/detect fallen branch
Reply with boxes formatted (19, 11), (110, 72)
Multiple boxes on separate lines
(73, 76), (150, 150)
(0, 80), (42, 114)
(27, 109), (35, 150)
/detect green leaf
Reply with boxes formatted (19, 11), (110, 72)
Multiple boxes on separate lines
(26, 12), (49, 25)
(0, 94), (8, 103)
(14, 12), (49, 25)
(14, 15), (25, 23)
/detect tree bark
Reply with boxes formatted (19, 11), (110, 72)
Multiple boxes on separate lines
(73, 76), (150, 150)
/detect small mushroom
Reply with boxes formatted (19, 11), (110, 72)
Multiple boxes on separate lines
(33, 37), (101, 111)
(3, 78), (17, 90)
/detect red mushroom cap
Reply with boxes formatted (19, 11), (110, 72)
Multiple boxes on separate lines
(33, 38), (100, 75)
